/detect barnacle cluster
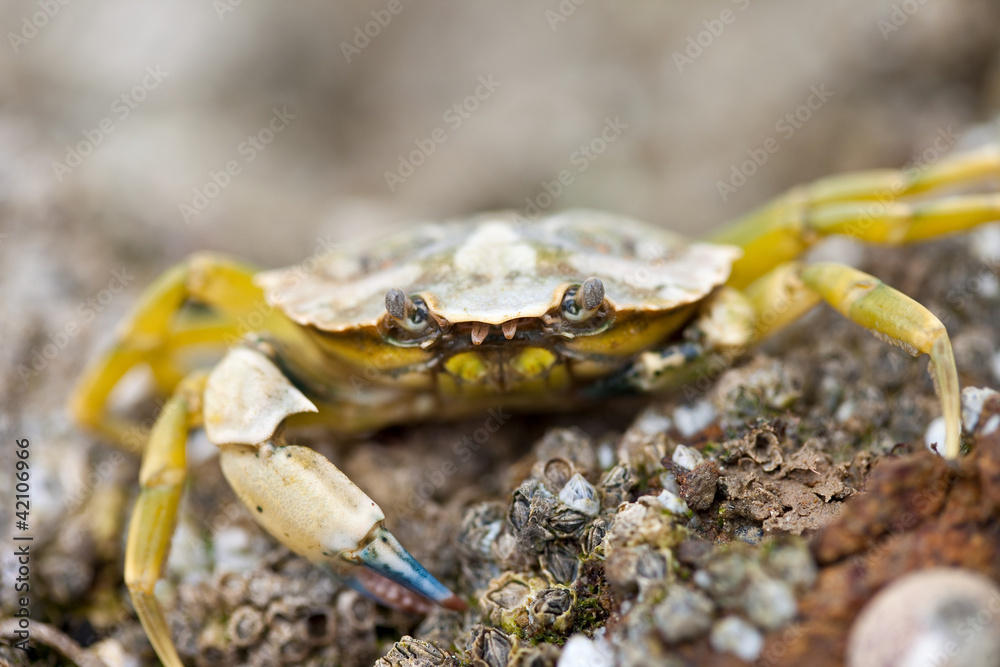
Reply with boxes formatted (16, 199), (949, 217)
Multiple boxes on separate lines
(607, 537), (815, 665)
(16, 402), (834, 667)
(458, 427), (618, 644)
(167, 557), (366, 666)
(367, 415), (822, 666)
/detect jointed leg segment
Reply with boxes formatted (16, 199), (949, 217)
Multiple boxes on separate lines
(124, 372), (204, 667)
(606, 258), (963, 458)
(714, 143), (1000, 288)
(705, 143), (999, 458)
(69, 253), (289, 447)
(745, 261), (961, 458)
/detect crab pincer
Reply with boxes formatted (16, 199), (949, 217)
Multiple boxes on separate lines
(220, 440), (466, 613)
(209, 347), (466, 614)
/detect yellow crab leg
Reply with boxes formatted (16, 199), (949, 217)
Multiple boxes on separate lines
(124, 372), (205, 667)
(744, 261), (961, 459)
(580, 288), (757, 398)
(70, 252), (295, 447)
(714, 144), (1000, 288)
(740, 261), (822, 337)
(144, 315), (246, 391)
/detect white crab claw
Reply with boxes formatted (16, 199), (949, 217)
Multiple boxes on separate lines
(218, 441), (465, 612)
(206, 346), (465, 612)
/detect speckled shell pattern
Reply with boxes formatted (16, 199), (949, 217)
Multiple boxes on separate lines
(256, 210), (741, 331)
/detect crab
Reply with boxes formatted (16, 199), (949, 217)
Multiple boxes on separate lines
(70, 143), (1000, 666)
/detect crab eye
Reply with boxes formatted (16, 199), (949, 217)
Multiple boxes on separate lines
(385, 288), (430, 333)
(561, 277), (605, 323)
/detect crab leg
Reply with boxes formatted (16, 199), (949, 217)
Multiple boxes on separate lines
(70, 252), (299, 447)
(714, 143), (1000, 288)
(744, 261), (961, 459)
(584, 288), (757, 398)
(124, 372), (205, 667)
(600, 259), (962, 457)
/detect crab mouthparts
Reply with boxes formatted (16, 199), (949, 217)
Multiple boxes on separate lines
(471, 322), (490, 345)
(469, 320), (521, 345)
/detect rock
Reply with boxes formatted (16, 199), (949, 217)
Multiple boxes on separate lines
(847, 568), (1000, 667)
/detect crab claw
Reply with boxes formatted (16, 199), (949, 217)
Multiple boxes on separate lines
(218, 440), (466, 614)
(338, 525), (467, 612)
(205, 347), (465, 613)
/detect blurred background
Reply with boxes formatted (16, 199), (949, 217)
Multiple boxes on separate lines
(3, 0), (1000, 264)
(3, 1), (1000, 662)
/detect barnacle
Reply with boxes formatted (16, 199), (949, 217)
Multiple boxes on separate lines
(374, 635), (459, 667)
(466, 625), (515, 667)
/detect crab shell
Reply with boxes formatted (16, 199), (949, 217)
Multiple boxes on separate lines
(256, 210), (741, 394)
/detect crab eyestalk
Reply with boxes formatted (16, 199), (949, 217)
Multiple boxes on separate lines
(561, 277), (605, 322)
(386, 288), (431, 332)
